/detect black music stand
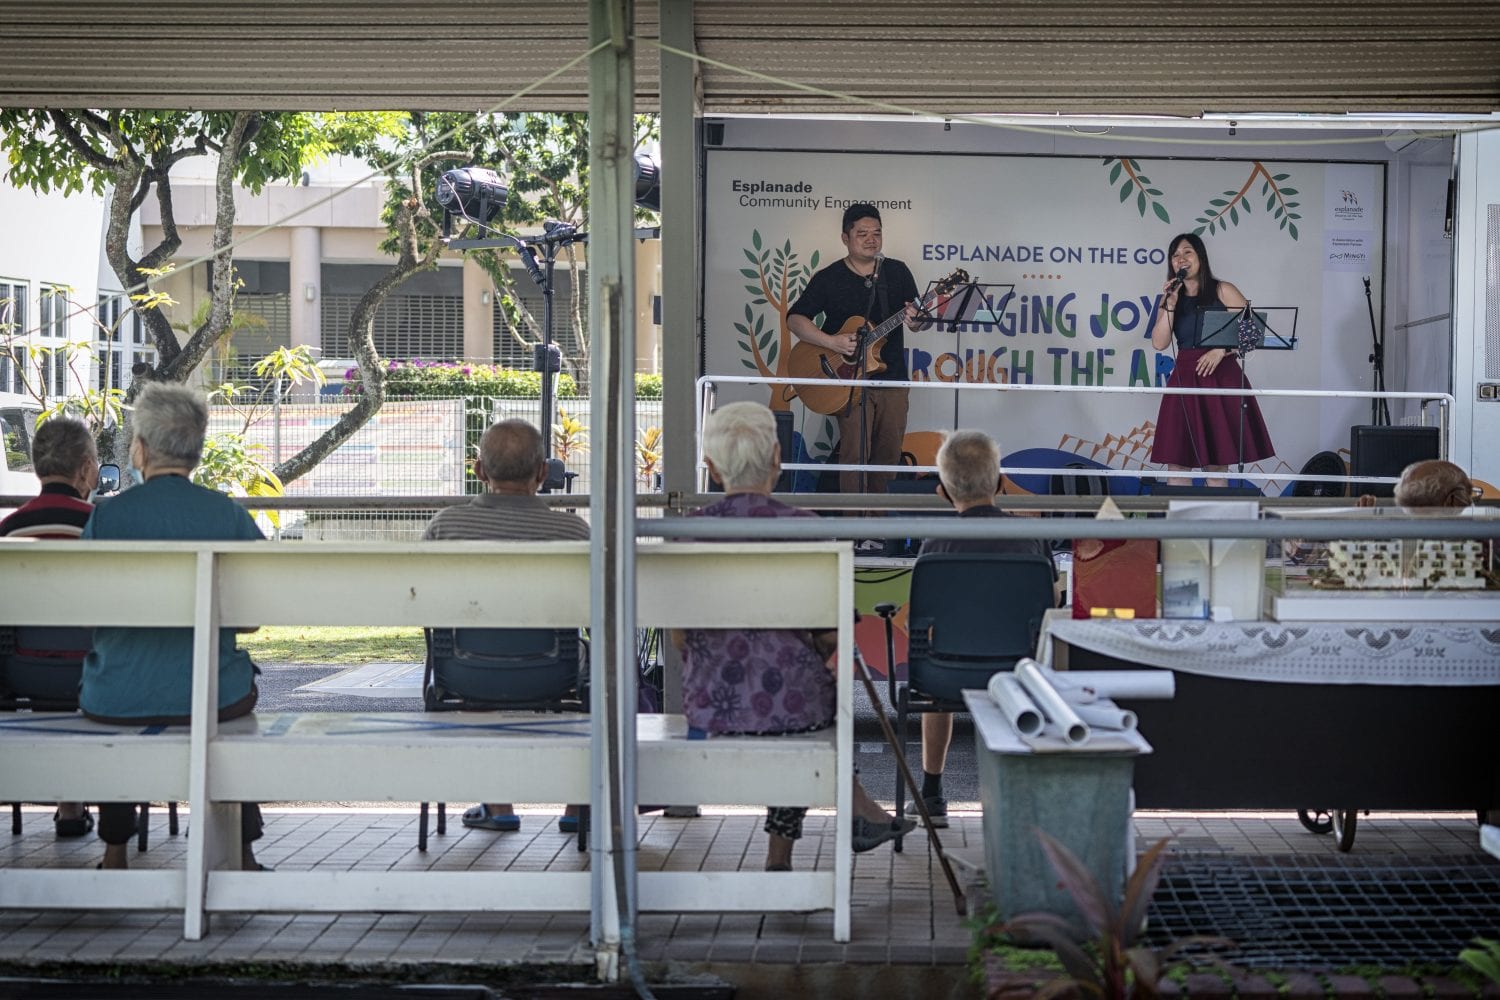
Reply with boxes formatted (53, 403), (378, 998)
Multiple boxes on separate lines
(1200, 306), (1270, 475)
(923, 280), (1012, 331)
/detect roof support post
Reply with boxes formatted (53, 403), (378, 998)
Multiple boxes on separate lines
(587, 0), (640, 983)
(658, 0), (701, 712)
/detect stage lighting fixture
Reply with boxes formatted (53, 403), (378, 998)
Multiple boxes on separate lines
(633, 152), (661, 212)
(436, 166), (508, 236)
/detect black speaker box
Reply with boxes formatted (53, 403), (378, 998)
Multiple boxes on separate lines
(1349, 425), (1440, 497)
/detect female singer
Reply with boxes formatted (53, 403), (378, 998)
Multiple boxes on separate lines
(1149, 233), (1275, 487)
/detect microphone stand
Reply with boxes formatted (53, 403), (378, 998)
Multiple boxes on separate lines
(1363, 275), (1390, 426)
(853, 258), (884, 497)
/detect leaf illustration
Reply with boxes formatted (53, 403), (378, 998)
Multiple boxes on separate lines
(1288, 222), (1298, 240)
(1137, 191), (1147, 216)
(741, 359), (756, 370)
(743, 248), (759, 265)
(1152, 201), (1171, 223)
(1120, 182), (1133, 202)
(766, 343), (778, 366)
(1109, 161), (1122, 183)
(752, 230), (763, 250)
(1281, 188), (1299, 196)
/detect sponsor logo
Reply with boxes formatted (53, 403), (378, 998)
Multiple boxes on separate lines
(1339, 189), (1359, 207)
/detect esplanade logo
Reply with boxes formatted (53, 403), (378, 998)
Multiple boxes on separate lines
(1332, 188), (1366, 223)
(731, 179), (814, 195)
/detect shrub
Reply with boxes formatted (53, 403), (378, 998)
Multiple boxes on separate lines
(635, 373), (663, 399)
(342, 361), (579, 399)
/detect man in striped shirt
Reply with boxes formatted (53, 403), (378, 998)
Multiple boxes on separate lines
(422, 419), (588, 833)
(0, 417), (99, 838)
(0, 417), (97, 539)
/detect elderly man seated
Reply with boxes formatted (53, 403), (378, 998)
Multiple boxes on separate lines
(80, 384), (267, 871)
(1394, 459), (1481, 509)
(677, 401), (915, 871)
(0, 416), (100, 838)
(915, 430), (1060, 827)
(422, 418), (588, 834)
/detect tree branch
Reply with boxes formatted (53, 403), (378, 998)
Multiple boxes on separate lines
(47, 110), (119, 172)
(164, 111), (261, 382)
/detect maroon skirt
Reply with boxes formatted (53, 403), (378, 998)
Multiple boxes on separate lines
(1151, 349), (1275, 468)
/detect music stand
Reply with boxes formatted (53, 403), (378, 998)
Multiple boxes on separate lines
(922, 280), (1011, 332)
(1199, 307), (1269, 475)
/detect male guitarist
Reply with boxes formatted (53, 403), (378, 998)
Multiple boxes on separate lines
(788, 203), (931, 496)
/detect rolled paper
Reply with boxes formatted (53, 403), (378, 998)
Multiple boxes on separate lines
(986, 672), (1044, 738)
(1028, 659), (1175, 701)
(1072, 701), (1138, 732)
(1015, 660), (1090, 746)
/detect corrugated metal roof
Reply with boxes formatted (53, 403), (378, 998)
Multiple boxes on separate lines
(0, 0), (1496, 115)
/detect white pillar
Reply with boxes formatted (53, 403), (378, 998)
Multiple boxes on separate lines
(463, 257), (494, 362)
(288, 226), (322, 356)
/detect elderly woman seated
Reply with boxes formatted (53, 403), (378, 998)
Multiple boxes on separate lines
(80, 383), (267, 871)
(676, 401), (915, 872)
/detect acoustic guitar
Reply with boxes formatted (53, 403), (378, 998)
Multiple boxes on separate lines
(785, 268), (969, 415)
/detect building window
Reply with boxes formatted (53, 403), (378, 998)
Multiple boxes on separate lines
(0, 279), (29, 395)
(39, 285), (69, 397)
(95, 292), (152, 391)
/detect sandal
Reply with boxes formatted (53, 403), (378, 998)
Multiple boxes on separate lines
(461, 805), (520, 832)
(54, 807), (94, 839)
(851, 815), (917, 853)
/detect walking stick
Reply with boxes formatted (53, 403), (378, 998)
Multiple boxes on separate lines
(854, 649), (967, 915)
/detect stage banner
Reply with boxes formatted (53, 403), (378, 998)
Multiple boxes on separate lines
(703, 150), (1385, 494)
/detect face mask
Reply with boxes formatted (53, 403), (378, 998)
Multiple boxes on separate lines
(125, 464), (144, 488)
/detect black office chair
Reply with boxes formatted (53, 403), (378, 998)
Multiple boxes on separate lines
(418, 627), (588, 852)
(875, 552), (1056, 848)
(1, 626), (178, 850)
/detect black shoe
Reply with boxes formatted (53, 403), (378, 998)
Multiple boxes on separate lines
(922, 795), (949, 829)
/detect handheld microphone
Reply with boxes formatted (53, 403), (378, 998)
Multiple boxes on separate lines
(1166, 266), (1188, 292)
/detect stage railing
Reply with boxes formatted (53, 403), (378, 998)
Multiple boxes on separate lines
(696, 374), (1456, 492)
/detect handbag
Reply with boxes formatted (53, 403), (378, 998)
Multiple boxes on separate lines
(1235, 303), (1262, 358)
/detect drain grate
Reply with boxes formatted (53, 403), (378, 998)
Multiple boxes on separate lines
(1144, 851), (1500, 969)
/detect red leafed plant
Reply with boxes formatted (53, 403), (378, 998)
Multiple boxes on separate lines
(986, 831), (1232, 999)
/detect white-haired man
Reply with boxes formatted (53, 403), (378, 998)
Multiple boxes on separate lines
(915, 430), (1058, 827)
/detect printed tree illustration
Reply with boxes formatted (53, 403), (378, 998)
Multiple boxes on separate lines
(1103, 157), (1171, 223)
(735, 229), (819, 412)
(1194, 162), (1302, 240)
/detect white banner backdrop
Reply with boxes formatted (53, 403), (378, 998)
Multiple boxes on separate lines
(704, 150), (1386, 493)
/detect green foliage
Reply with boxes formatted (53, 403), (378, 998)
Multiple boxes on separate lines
(194, 432), (285, 526)
(1460, 938), (1500, 986)
(0, 110), (402, 199)
(344, 360), (579, 400)
(635, 373), (663, 400)
(985, 832), (1232, 999)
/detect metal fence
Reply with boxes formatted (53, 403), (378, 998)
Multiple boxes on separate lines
(211, 394), (665, 541)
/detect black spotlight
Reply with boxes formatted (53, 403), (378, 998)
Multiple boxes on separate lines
(436, 166), (507, 237)
(633, 152), (661, 212)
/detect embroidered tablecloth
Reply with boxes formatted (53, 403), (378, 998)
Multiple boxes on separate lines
(1044, 612), (1500, 686)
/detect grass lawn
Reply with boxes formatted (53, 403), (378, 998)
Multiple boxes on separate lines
(240, 625), (424, 664)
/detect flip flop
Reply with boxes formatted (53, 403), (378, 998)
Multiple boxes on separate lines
(461, 805), (520, 832)
(54, 807), (94, 839)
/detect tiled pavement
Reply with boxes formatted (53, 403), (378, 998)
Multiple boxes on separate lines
(0, 806), (1491, 993)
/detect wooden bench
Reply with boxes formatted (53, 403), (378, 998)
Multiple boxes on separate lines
(0, 540), (854, 940)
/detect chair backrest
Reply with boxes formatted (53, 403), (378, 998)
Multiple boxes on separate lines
(423, 627), (583, 711)
(0, 625), (92, 709)
(906, 552), (1055, 699)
